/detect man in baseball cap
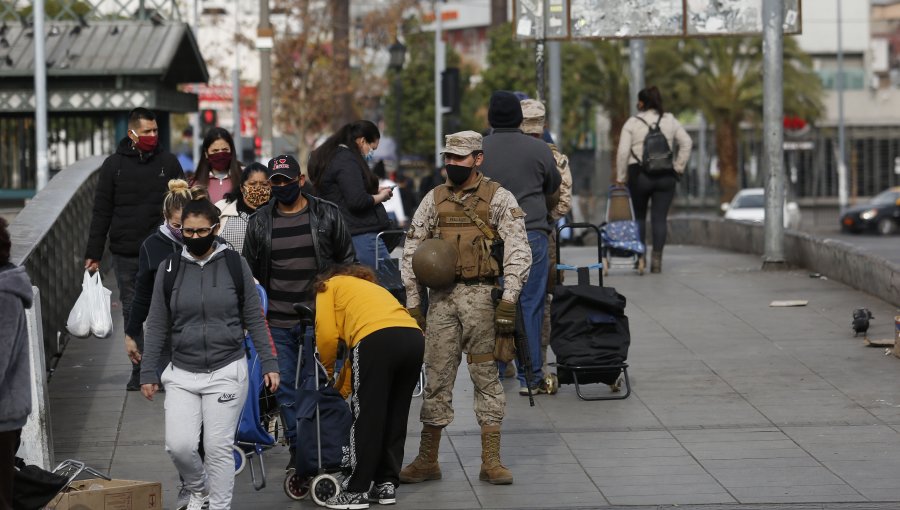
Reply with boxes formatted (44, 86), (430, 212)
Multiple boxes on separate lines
(399, 131), (531, 486)
(267, 154), (301, 180)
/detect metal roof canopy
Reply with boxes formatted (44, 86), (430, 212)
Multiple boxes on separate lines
(0, 20), (208, 113)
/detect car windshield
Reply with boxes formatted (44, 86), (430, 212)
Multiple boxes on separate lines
(733, 194), (765, 208)
(870, 190), (900, 205)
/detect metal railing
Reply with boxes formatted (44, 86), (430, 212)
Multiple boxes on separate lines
(9, 155), (104, 364)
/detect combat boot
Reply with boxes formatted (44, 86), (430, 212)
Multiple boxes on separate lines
(479, 425), (513, 485)
(650, 250), (662, 273)
(399, 425), (442, 483)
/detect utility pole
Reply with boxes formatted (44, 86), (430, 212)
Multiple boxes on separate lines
(434, 1), (445, 168)
(34, 0), (48, 190)
(628, 39), (645, 116)
(232, 0), (242, 157)
(192, 0), (201, 167)
(836, 0), (848, 213)
(762, 0), (786, 268)
(258, 0), (274, 160)
(535, 0), (546, 101)
(548, 40), (562, 145)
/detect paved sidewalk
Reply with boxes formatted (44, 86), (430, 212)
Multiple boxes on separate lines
(48, 245), (900, 509)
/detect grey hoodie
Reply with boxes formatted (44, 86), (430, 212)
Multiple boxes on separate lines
(141, 244), (278, 384)
(0, 264), (34, 432)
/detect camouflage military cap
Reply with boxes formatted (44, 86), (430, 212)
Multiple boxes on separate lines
(441, 130), (482, 156)
(520, 99), (545, 135)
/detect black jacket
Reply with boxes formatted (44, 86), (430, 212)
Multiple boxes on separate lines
(243, 193), (356, 292)
(85, 138), (184, 259)
(316, 147), (391, 235)
(124, 227), (182, 338)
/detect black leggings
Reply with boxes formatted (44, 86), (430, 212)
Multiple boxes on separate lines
(345, 327), (425, 492)
(627, 164), (677, 253)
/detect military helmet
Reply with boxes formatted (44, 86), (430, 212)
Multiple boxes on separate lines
(412, 238), (457, 289)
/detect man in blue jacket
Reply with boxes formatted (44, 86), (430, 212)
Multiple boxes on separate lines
(481, 91), (561, 395)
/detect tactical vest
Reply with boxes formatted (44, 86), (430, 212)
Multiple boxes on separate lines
(432, 177), (501, 281)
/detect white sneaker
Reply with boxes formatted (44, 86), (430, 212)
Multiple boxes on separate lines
(185, 492), (209, 510)
(175, 484), (191, 510)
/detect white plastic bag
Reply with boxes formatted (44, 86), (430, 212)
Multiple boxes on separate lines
(65, 271), (93, 337)
(88, 272), (113, 338)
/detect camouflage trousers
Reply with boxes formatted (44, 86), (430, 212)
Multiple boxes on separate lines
(420, 284), (505, 428)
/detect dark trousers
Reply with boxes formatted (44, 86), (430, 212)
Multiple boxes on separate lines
(112, 255), (142, 374)
(627, 164), (677, 253)
(345, 328), (425, 493)
(0, 429), (21, 510)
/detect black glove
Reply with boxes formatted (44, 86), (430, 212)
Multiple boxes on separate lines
(494, 300), (516, 335)
(408, 307), (426, 330)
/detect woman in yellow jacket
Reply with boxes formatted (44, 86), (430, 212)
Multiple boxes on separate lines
(314, 264), (424, 510)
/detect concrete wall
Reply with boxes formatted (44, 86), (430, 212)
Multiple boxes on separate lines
(668, 215), (900, 307)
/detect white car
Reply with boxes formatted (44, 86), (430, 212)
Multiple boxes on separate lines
(722, 188), (801, 229)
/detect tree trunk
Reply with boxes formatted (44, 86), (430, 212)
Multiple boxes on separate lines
(331, 0), (353, 129)
(490, 0), (508, 27)
(715, 118), (740, 205)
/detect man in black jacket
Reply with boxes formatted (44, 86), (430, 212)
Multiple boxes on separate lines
(84, 107), (183, 390)
(243, 155), (355, 469)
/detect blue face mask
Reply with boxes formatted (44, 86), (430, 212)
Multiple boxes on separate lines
(365, 150), (375, 162)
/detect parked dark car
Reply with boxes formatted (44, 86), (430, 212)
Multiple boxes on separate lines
(840, 187), (900, 235)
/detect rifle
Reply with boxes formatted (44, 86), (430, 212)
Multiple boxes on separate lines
(491, 288), (535, 407)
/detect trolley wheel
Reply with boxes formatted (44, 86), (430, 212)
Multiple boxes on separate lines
(544, 373), (559, 395)
(602, 257), (610, 277)
(636, 256), (646, 276)
(310, 473), (341, 506)
(283, 469), (310, 501)
(233, 446), (247, 476)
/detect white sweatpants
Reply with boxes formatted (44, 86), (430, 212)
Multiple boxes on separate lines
(161, 358), (248, 510)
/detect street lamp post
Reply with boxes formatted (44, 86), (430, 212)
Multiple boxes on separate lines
(388, 40), (406, 166)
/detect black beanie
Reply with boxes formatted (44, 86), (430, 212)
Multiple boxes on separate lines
(488, 91), (524, 129)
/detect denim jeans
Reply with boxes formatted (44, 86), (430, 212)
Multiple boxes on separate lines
(351, 232), (391, 270)
(499, 230), (549, 387)
(269, 324), (312, 446)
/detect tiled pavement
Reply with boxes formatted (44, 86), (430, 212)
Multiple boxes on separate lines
(47, 245), (900, 509)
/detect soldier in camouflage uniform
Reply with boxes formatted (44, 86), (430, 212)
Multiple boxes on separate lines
(399, 131), (531, 486)
(520, 99), (574, 385)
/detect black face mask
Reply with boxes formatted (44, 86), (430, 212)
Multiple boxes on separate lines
(445, 164), (474, 186)
(272, 181), (301, 204)
(184, 235), (216, 257)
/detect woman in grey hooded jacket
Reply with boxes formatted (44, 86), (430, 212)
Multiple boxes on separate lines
(0, 217), (33, 509)
(140, 197), (279, 510)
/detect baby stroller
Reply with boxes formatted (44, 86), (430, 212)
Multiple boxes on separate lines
(551, 223), (632, 401)
(375, 229), (427, 398)
(283, 304), (353, 507)
(600, 186), (646, 276)
(233, 284), (278, 490)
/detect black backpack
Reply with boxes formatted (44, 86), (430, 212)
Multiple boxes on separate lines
(631, 115), (674, 174)
(162, 249), (246, 325)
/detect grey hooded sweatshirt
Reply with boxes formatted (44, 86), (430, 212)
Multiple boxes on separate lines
(0, 264), (34, 432)
(141, 243), (278, 385)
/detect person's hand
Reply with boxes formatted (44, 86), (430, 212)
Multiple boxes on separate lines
(264, 372), (280, 392)
(374, 186), (393, 204)
(407, 307), (426, 330)
(125, 335), (142, 365)
(84, 258), (100, 272)
(494, 300), (516, 335)
(141, 383), (158, 401)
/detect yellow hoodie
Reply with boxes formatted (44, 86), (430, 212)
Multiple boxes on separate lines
(315, 275), (420, 397)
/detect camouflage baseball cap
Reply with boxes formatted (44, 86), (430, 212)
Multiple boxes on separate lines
(520, 99), (545, 135)
(441, 130), (482, 156)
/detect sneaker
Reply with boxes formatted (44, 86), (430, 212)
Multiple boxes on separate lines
(184, 492), (209, 510)
(174, 484), (191, 509)
(286, 446), (296, 472)
(325, 491), (369, 509)
(368, 482), (396, 505)
(518, 382), (548, 396)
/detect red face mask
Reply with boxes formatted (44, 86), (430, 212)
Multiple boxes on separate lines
(131, 130), (158, 153)
(207, 151), (233, 172)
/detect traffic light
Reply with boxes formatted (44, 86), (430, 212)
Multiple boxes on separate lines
(441, 68), (460, 115)
(200, 109), (217, 136)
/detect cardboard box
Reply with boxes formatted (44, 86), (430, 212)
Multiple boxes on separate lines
(49, 479), (161, 510)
